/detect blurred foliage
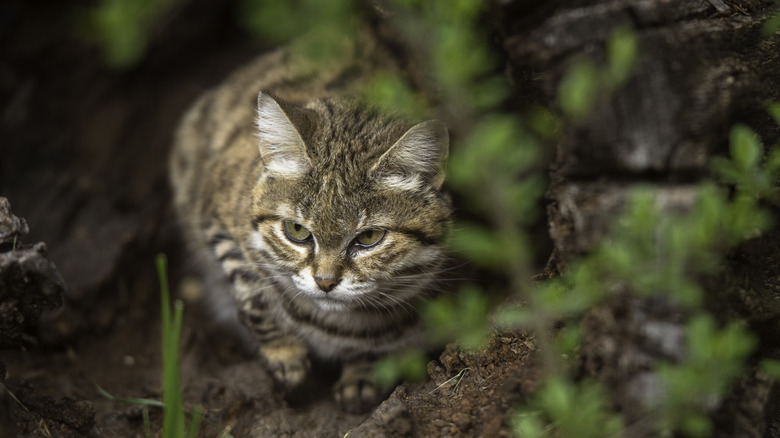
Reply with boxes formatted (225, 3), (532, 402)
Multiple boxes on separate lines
(361, 72), (430, 120)
(769, 102), (780, 125)
(656, 315), (756, 437)
(424, 285), (491, 349)
(761, 358), (780, 380)
(512, 378), (623, 438)
(505, 111), (780, 436)
(558, 27), (638, 120)
(763, 0), (780, 37)
(79, 0), (181, 68)
(712, 123), (780, 200)
(364, 0), (549, 390)
(557, 60), (599, 121)
(237, 0), (356, 44)
(239, 0), (361, 71)
(373, 348), (429, 392)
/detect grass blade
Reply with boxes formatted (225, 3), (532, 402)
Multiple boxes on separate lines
(157, 253), (186, 437)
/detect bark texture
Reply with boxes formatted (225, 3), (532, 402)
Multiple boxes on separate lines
(495, 0), (780, 436)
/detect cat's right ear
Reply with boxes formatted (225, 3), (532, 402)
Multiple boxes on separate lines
(370, 120), (449, 192)
(256, 92), (311, 177)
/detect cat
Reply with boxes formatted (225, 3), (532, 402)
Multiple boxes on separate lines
(169, 34), (452, 413)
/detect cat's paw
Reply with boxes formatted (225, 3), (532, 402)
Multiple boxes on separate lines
(259, 341), (311, 388)
(334, 362), (383, 414)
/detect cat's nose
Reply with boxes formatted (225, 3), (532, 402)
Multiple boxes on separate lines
(314, 276), (341, 293)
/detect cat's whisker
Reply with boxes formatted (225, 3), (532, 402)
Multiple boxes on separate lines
(362, 294), (393, 314)
(374, 292), (417, 317)
(286, 287), (307, 307)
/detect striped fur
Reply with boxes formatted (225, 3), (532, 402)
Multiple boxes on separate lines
(169, 38), (452, 413)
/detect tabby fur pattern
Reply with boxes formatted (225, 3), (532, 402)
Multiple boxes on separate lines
(169, 36), (452, 413)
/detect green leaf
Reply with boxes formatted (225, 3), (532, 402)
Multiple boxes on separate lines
(157, 254), (187, 437)
(447, 225), (510, 268)
(761, 359), (780, 380)
(681, 412), (712, 438)
(95, 384), (165, 408)
(186, 406), (204, 438)
(607, 26), (638, 86)
(556, 324), (583, 359)
(373, 349), (428, 390)
(729, 124), (762, 172)
(511, 411), (545, 438)
(539, 378), (572, 419)
(434, 23), (492, 89)
(762, 11), (780, 37)
(710, 156), (741, 185)
(361, 73), (428, 118)
(451, 0), (483, 19)
(495, 306), (534, 328)
(531, 378), (623, 438)
(768, 102), (780, 126)
(503, 176), (545, 220)
(84, 0), (182, 69)
(558, 59), (599, 120)
(238, 0), (355, 43)
(766, 148), (780, 181)
(424, 285), (490, 348)
(525, 106), (562, 141)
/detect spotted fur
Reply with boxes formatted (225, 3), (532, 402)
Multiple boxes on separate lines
(170, 38), (452, 413)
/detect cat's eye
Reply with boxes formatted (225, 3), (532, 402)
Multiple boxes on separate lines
(282, 220), (312, 243)
(354, 229), (386, 248)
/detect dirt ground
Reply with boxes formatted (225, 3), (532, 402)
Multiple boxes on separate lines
(0, 1), (544, 436)
(2, 308), (539, 437)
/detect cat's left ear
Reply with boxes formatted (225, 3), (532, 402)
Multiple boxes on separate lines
(256, 91), (312, 178)
(371, 120), (449, 192)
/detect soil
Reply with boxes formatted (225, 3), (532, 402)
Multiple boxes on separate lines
(1, 279), (541, 437)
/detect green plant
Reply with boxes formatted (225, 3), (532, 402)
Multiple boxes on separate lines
(97, 255), (231, 438)
(655, 315), (756, 437)
(763, 0), (780, 37)
(156, 253), (197, 438)
(558, 27), (638, 120)
(512, 378), (622, 438)
(506, 109), (780, 436)
(79, 0), (182, 68)
(359, 0), (545, 384)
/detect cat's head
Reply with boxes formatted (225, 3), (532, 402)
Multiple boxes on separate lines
(249, 92), (452, 312)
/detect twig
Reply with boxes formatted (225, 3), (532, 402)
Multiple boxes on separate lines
(429, 368), (470, 395)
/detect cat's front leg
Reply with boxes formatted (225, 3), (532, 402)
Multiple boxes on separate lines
(334, 360), (384, 414)
(238, 296), (311, 388)
(259, 336), (311, 388)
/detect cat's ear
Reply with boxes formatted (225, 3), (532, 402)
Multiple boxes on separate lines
(371, 120), (449, 191)
(256, 92), (312, 177)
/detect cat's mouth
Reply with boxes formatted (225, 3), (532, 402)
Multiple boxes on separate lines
(289, 276), (352, 311)
(309, 294), (350, 312)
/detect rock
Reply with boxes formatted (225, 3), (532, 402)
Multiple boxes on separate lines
(0, 197), (29, 243)
(0, 197), (64, 348)
(348, 386), (413, 438)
